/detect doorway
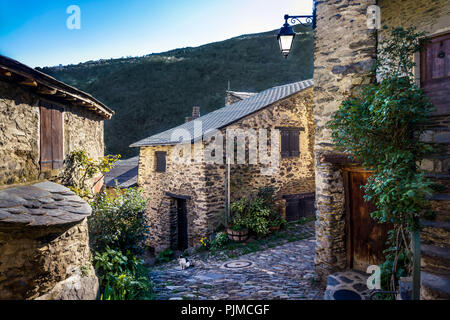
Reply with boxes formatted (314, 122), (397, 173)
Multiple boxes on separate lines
(176, 198), (188, 251)
(283, 193), (315, 222)
(343, 168), (391, 271)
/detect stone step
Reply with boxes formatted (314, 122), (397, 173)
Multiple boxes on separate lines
(421, 220), (450, 247)
(419, 156), (449, 175)
(430, 200), (450, 222)
(428, 193), (450, 201)
(421, 271), (450, 300)
(425, 193), (450, 222)
(426, 174), (450, 194)
(421, 128), (450, 144)
(421, 244), (450, 275)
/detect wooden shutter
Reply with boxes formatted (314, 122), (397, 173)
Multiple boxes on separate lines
(281, 130), (290, 158)
(156, 151), (166, 172)
(51, 107), (64, 169)
(40, 102), (63, 171)
(280, 128), (300, 158)
(420, 33), (450, 116)
(289, 130), (300, 157)
(40, 106), (53, 171)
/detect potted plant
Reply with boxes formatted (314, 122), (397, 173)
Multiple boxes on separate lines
(226, 220), (249, 242)
(269, 216), (285, 233)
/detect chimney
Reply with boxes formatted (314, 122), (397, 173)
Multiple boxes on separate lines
(192, 106), (200, 119)
(225, 91), (234, 106)
(185, 106), (200, 123)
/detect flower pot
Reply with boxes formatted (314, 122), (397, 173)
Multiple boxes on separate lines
(226, 226), (249, 242)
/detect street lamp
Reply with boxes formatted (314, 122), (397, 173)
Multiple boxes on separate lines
(277, 14), (315, 58)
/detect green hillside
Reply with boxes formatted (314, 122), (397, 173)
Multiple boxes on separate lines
(39, 25), (313, 158)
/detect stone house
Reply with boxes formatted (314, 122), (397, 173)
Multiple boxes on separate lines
(130, 80), (315, 253)
(312, 0), (449, 299)
(0, 55), (114, 299)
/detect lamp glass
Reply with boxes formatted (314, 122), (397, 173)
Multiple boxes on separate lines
(278, 34), (294, 57)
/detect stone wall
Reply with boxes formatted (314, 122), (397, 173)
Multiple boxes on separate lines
(0, 80), (104, 187)
(313, 0), (377, 280)
(380, 0), (450, 36)
(0, 81), (40, 186)
(228, 87), (315, 201)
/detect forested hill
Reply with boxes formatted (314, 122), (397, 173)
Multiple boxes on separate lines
(39, 25), (313, 158)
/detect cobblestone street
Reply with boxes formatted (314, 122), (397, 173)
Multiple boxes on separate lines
(150, 224), (324, 300)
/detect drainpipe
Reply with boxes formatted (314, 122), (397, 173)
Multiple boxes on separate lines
(226, 163), (231, 223)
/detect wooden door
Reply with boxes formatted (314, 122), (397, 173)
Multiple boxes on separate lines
(344, 169), (390, 271)
(40, 103), (63, 171)
(420, 33), (450, 116)
(176, 199), (188, 251)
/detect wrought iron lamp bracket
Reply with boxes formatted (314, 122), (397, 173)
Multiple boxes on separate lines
(284, 14), (314, 28)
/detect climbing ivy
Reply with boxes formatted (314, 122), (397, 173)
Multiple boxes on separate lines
(328, 26), (434, 291)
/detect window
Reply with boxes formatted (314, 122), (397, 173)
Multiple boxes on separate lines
(155, 151), (167, 172)
(280, 127), (300, 158)
(40, 101), (63, 171)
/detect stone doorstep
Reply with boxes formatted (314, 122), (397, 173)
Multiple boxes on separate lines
(324, 270), (372, 300)
(421, 271), (450, 300)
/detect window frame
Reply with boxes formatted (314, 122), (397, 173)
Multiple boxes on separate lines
(278, 126), (303, 159)
(155, 151), (167, 172)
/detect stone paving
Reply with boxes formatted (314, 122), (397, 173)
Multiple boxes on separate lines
(150, 225), (325, 300)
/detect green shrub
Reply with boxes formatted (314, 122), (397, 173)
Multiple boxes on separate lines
(93, 246), (154, 300)
(156, 248), (174, 264)
(231, 196), (272, 237)
(210, 232), (228, 253)
(89, 187), (149, 255)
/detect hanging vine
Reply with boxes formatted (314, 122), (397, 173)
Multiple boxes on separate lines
(328, 26), (434, 291)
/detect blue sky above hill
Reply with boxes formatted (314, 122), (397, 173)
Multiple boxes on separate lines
(0, 0), (312, 67)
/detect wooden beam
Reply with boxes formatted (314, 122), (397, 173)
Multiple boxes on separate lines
(19, 78), (38, 87)
(54, 92), (67, 98)
(0, 69), (12, 77)
(165, 192), (191, 200)
(320, 152), (359, 165)
(36, 86), (57, 95)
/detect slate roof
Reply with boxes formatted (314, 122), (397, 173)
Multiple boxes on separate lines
(0, 55), (114, 119)
(0, 181), (91, 227)
(130, 79), (313, 147)
(104, 156), (139, 188)
(226, 90), (257, 101)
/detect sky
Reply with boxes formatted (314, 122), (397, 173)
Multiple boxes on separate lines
(0, 0), (313, 68)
